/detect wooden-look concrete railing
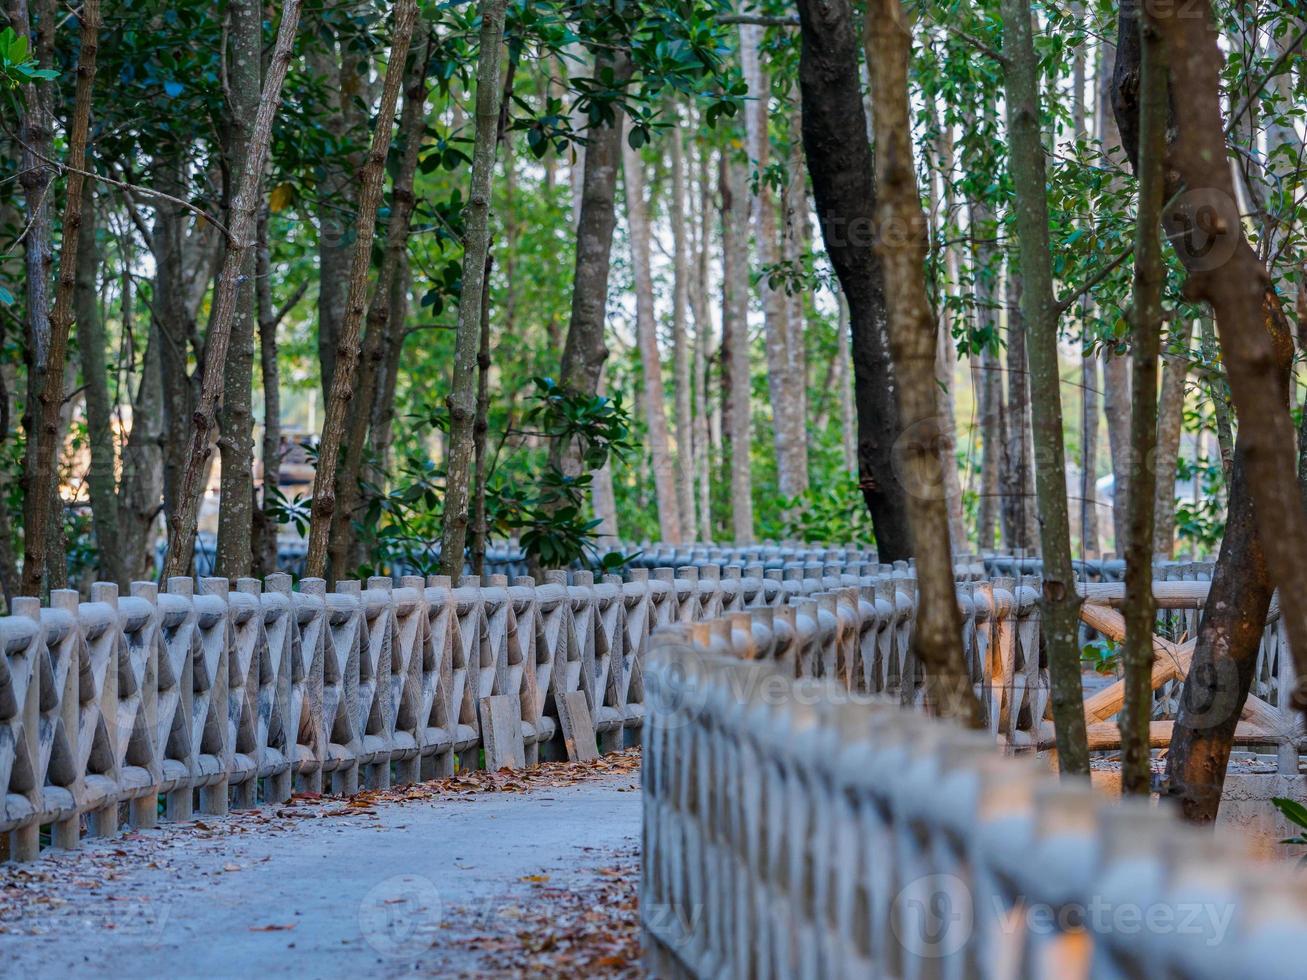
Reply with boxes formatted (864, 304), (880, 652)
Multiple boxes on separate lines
(643, 640), (1307, 979)
(2, 561), (896, 862)
(5, 550), (1288, 865)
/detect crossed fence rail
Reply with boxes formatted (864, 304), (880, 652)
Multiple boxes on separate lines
(3, 557), (902, 861)
(3, 548), (1297, 863)
(642, 644), (1307, 979)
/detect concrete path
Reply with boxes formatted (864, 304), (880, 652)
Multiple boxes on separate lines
(0, 756), (642, 978)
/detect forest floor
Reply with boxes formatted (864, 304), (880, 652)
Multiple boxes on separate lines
(0, 752), (644, 978)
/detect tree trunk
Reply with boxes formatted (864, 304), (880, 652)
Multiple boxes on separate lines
(74, 181), (127, 587)
(590, 373), (621, 551)
(1141, 0), (1307, 714)
(969, 190), (1004, 551)
(691, 134), (714, 541)
(161, 0), (303, 581)
(1001, 266), (1038, 552)
(334, 29), (432, 578)
(741, 24), (806, 501)
(0, 310), (15, 607)
(1000, 0), (1089, 775)
(836, 293), (857, 478)
(253, 210), (290, 578)
(779, 106), (811, 498)
(152, 155), (196, 532)
(1098, 40), (1133, 553)
(1102, 349), (1132, 549)
(118, 282), (164, 583)
(1198, 315), (1234, 480)
(926, 114), (967, 549)
(624, 137), (682, 543)
(436, 0), (504, 580)
(1079, 351), (1101, 552)
(1073, 0), (1100, 556)
(720, 148), (754, 544)
(669, 118), (697, 535)
(19, 0), (100, 597)
(551, 47), (634, 482)
(794, 0), (912, 561)
(865, 0), (982, 727)
(216, 0), (263, 579)
(1111, 0), (1301, 818)
(1152, 319), (1193, 557)
(470, 253), (495, 575)
(311, 6), (361, 402)
(1120, 14), (1167, 797)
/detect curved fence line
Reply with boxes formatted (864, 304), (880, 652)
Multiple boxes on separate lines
(3, 551), (1292, 867)
(642, 635), (1307, 979)
(2, 560), (895, 861)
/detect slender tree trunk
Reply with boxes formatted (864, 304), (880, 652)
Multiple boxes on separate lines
(968, 185), (1004, 551)
(836, 294), (857, 478)
(590, 374), (621, 551)
(1144, 0), (1307, 715)
(691, 135), (714, 541)
(311, 6), (360, 401)
(470, 253), (494, 576)
(1153, 319), (1193, 557)
(624, 137), (682, 542)
(216, 0), (263, 579)
(1073, 0), (1099, 556)
(669, 118), (697, 535)
(1080, 339), (1101, 552)
(0, 311), (15, 607)
(333, 30), (431, 577)
(927, 115), (967, 549)
(1098, 40), (1133, 552)
(1000, 0), (1089, 775)
(161, 0), (303, 581)
(551, 47), (634, 483)
(720, 148), (754, 543)
(780, 107), (810, 496)
(1120, 15), (1167, 796)
(253, 210), (293, 578)
(740, 22), (805, 501)
(1198, 315), (1234, 480)
(794, 0), (912, 560)
(118, 283), (164, 583)
(75, 181), (127, 587)
(1002, 266), (1038, 552)
(19, 0), (100, 597)
(436, 0), (504, 581)
(1102, 349), (1132, 549)
(1112, 0), (1303, 816)
(865, 0), (982, 725)
(999, 271), (1023, 550)
(153, 155), (195, 530)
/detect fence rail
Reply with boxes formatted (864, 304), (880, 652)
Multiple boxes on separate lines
(4, 548), (1295, 867)
(1, 560), (879, 860)
(643, 637), (1307, 979)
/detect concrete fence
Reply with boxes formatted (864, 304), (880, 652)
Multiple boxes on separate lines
(1, 559), (898, 861)
(642, 638), (1307, 979)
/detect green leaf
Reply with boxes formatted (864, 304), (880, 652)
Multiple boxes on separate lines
(1273, 797), (1307, 831)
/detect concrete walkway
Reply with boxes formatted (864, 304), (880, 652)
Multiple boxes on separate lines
(0, 758), (642, 978)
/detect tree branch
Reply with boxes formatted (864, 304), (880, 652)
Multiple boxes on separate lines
(718, 14), (799, 27)
(4, 127), (232, 240)
(1053, 243), (1135, 315)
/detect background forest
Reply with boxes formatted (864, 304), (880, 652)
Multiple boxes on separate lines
(0, 0), (1301, 607)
